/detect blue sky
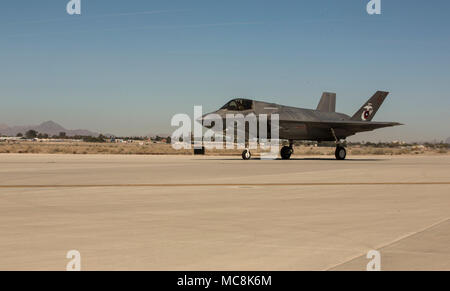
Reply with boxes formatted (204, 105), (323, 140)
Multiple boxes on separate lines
(1, 0), (449, 141)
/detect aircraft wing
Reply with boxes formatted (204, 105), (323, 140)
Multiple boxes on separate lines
(281, 120), (402, 139)
(284, 120), (401, 129)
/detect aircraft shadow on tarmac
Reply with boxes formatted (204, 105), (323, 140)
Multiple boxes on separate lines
(287, 158), (385, 161)
(198, 158), (386, 162)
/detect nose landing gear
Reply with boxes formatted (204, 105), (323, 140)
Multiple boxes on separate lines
(242, 149), (252, 160)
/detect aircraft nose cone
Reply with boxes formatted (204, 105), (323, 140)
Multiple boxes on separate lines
(195, 115), (204, 124)
(196, 113), (212, 124)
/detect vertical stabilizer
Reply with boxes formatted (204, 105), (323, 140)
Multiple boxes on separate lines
(351, 91), (389, 121)
(316, 92), (336, 112)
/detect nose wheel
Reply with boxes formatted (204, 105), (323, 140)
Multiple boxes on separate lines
(242, 149), (252, 160)
(335, 145), (347, 160)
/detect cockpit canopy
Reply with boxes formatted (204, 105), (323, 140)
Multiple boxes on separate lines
(220, 99), (253, 111)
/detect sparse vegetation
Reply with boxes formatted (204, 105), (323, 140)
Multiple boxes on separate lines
(25, 130), (38, 139)
(0, 140), (448, 156)
(82, 135), (107, 143)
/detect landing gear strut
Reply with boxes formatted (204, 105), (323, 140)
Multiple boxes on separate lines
(331, 128), (347, 160)
(280, 140), (294, 160)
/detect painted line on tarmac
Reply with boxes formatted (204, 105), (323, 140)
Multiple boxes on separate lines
(326, 218), (450, 270)
(0, 182), (449, 189)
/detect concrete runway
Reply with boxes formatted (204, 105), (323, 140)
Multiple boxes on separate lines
(0, 154), (449, 270)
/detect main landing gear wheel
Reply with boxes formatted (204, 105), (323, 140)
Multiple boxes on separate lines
(335, 146), (347, 160)
(280, 146), (293, 160)
(242, 149), (251, 160)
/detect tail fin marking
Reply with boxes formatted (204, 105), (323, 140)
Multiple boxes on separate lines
(351, 91), (389, 121)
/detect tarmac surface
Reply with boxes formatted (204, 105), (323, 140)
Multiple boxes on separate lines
(0, 154), (449, 270)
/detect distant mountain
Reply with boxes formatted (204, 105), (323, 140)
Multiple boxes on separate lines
(0, 121), (98, 137)
(0, 124), (8, 131)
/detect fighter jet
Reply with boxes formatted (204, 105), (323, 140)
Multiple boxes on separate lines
(202, 91), (402, 160)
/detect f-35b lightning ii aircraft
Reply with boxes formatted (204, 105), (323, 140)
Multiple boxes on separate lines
(202, 91), (402, 160)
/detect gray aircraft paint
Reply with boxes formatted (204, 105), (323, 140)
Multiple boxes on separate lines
(202, 91), (402, 142)
(316, 92), (336, 113)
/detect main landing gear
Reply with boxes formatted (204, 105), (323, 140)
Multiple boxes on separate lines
(335, 145), (347, 160)
(241, 136), (347, 160)
(331, 128), (347, 160)
(280, 140), (294, 160)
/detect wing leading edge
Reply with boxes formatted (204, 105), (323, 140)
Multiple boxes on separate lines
(281, 120), (402, 140)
